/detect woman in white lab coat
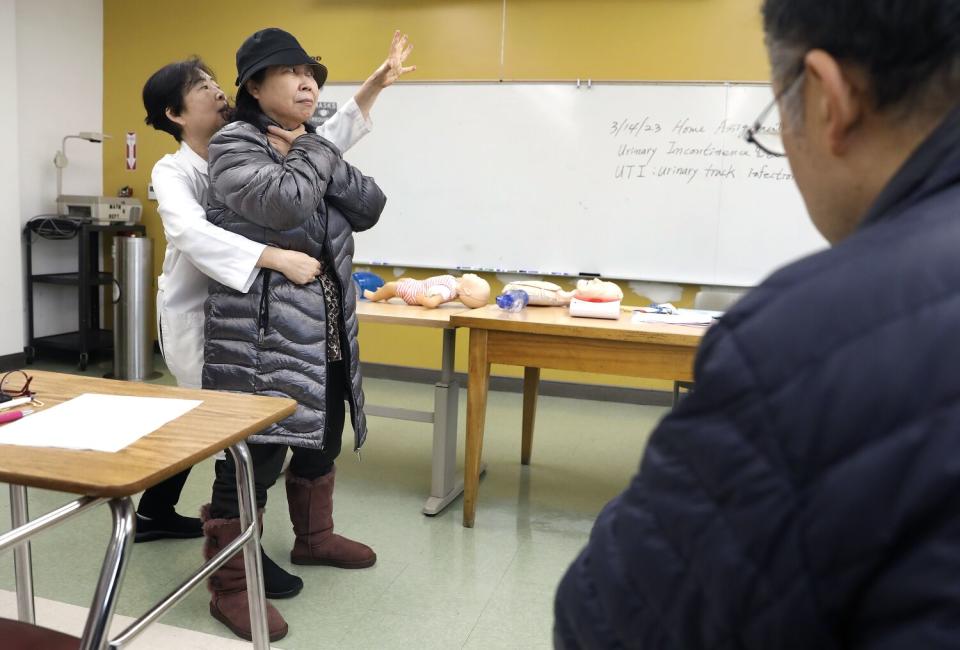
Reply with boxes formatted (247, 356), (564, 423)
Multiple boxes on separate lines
(139, 32), (414, 599)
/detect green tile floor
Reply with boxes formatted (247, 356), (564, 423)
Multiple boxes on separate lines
(0, 353), (667, 649)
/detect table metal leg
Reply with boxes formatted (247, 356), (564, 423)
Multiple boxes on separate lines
(423, 329), (459, 514)
(366, 326), (487, 516)
(229, 441), (270, 650)
(80, 497), (135, 650)
(423, 328), (487, 515)
(9, 484), (35, 624)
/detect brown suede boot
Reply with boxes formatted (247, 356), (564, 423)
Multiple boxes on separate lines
(201, 505), (289, 641)
(286, 467), (377, 568)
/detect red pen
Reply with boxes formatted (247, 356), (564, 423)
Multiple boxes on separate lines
(0, 409), (33, 425)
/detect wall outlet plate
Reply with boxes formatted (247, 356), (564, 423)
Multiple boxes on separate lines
(147, 183), (156, 200)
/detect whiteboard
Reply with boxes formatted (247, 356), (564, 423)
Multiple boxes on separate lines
(318, 81), (827, 287)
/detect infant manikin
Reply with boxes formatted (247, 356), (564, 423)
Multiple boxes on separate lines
(364, 273), (491, 309)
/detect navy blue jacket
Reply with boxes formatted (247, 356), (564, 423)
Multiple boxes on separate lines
(555, 105), (960, 650)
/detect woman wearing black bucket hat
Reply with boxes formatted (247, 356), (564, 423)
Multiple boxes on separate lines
(196, 27), (391, 641)
(140, 30), (413, 610)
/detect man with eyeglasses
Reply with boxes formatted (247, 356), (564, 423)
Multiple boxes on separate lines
(555, 1), (960, 648)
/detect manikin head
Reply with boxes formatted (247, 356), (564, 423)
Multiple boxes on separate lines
(458, 274), (491, 308)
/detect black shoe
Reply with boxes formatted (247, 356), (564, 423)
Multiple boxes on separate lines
(134, 511), (203, 543)
(262, 548), (303, 599)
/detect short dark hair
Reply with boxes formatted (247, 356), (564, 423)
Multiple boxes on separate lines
(763, 0), (960, 114)
(142, 58), (216, 142)
(233, 68), (268, 126)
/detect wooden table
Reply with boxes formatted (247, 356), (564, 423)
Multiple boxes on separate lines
(449, 306), (706, 527)
(356, 299), (487, 514)
(0, 370), (295, 649)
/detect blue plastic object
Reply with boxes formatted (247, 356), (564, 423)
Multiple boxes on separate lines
(353, 271), (385, 299)
(496, 289), (530, 312)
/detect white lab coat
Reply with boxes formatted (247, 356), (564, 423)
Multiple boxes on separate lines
(154, 99), (372, 388)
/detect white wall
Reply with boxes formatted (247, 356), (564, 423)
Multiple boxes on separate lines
(16, 0), (104, 339)
(1, 0), (25, 360)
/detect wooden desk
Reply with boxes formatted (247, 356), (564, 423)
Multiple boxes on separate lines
(356, 298), (468, 329)
(449, 306), (706, 528)
(356, 299), (486, 514)
(0, 370), (295, 649)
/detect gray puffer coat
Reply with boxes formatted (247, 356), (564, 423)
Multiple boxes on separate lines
(201, 119), (386, 451)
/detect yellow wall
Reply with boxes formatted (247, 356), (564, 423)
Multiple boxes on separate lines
(503, 0), (768, 81)
(103, 0), (769, 391)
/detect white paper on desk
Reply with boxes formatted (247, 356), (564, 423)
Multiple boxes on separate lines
(631, 309), (719, 326)
(0, 393), (202, 452)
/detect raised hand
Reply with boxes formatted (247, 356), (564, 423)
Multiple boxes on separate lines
(373, 30), (416, 88)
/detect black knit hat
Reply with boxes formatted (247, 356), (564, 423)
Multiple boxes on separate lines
(235, 27), (328, 87)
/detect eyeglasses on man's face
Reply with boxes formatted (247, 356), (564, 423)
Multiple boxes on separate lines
(744, 71), (804, 158)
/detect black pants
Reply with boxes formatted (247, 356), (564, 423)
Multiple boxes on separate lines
(138, 313), (195, 518)
(210, 361), (347, 520)
(138, 467), (192, 518)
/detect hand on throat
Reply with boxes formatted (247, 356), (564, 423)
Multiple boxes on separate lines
(264, 110), (302, 131)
